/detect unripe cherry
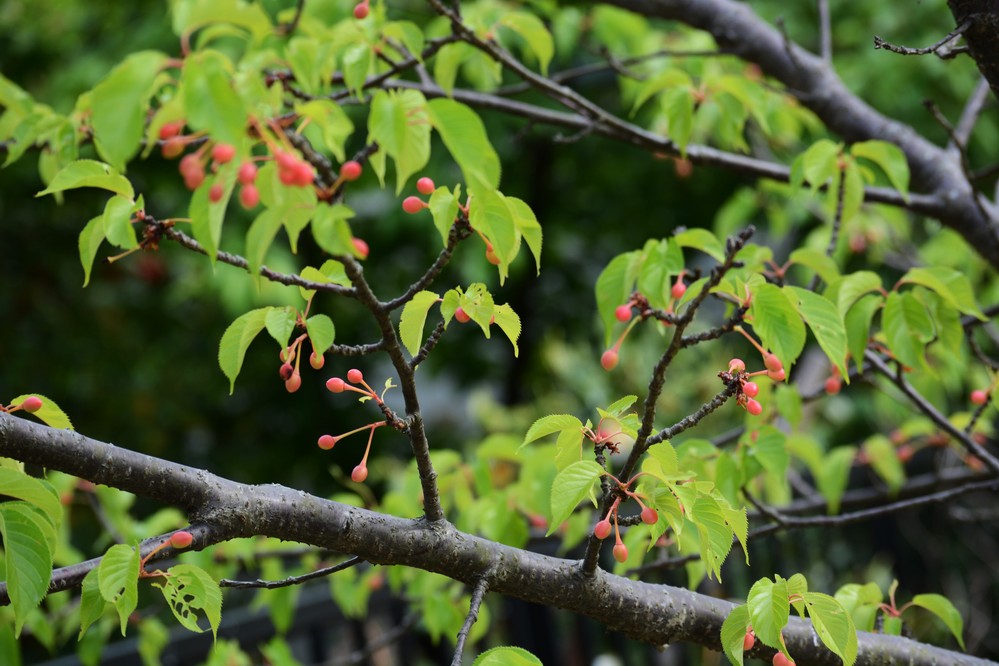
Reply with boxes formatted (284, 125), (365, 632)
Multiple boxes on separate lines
(291, 161), (314, 186)
(728, 358), (746, 373)
(341, 160), (363, 181)
(773, 653), (794, 666)
(971, 389), (988, 405)
(310, 352), (325, 370)
(746, 398), (763, 416)
(21, 396), (43, 413)
(179, 153), (202, 177)
(326, 377), (346, 393)
(613, 543), (629, 563)
(640, 507), (658, 525)
(184, 172), (205, 191)
(743, 631), (755, 651)
(162, 136), (185, 159)
(279, 362), (294, 380)
(237, 161), (258, 185)
(825, 376), (841, 395)
(209, 183), (224, 203)
(454, 307), (471, 323)
(353, 1), (369, 19)
(169, 531), (194, 549)
(743, 381), (759, 398)
(278, 166), (298, 185)
(767, 367), (786, 382)
(211, 143), (236, 164)
(594, 519), (612, 540)
(347, 368), (364, 384)
(897, 444), (914, 462)
(285, 372), (302, 393)
(318, 434), (337, 450)
(158, 120), (184, 141)
(416, 177), (435, 195)
(601, 349), (619, 371)
(351, 464), (368, 483)
(274, 150), (297, 171)
(402, 196), (426, 213)
(615, 304), (632, 322)
(671, 280), (687, 300)
(239, 184), (260, 209)
(764, 353), (783, 373)
(352, 237), (369, 259)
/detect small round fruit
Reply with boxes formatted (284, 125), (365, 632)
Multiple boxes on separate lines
(402, 196), (426, 214)
(353, 1), (369, 19)
(351, 464), (368, 482)
(318, 434), (337, 450)
(208, 183), (224, 203)
(773, 653), (794, 666)
(211, 143), (236, 164)
(454, 307), (471, 323)
(767, 368), (786, 382)
(274, 150), (297, 170)
(169, 531), (194, 549)
(825, 376), (842, 395)
(352, 237), (369, 259)
(764, 353), (783, 373)
(21, 396), (43, 413)
(746, 398), (763, 416)
(279, 362), (294, 380)
(239, 184), (260, 209)
(671, 281), (687, 300)
(601, 349), (619, 371)
(728, 358), (746, 374)
(594, 519), (612, 540)
(341, 160), (363, 181)
(285, 373), (302, 393)
(158, 120), (184, 141)
(743, 381), (759, 398)
(179, 153), (202, 177)
(237, 161), (258, 185)
(347, 368), (364, 384)
(613, 543), (629, 563)
(743, 631), (755, 651)
(640, 507), (658, 525)
(310, 352), (325, 370)
(416, 177), (435, 195)
(292, 161), (314, 186)
(971, 389), (988, 405)
(278, 166), (297, 186)
(615, 304), (632, 322)
(897, 444), (914, 463)
(326, 377), (346, 393)
(161, 137), (185, 159)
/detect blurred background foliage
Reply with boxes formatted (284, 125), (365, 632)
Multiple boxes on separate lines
(1, 0), (997, 663)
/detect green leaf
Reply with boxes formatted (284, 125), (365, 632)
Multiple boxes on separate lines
(264, 307), (296, 348)
(851, 140), (909, 197)
(492, 303), (522, 356)
(312, 204), (355, 256)
(522, 414), (583, 447)
(749, 284), (806, 369)
(788, 248), (840, 285)
(295, 100), (354, 163)
(472, 646), (542, 666)
(155, 564), (222, 638)
(8, 394), (73, 430)
(469, 188), (517, 283)
(500, 12), (554, 75)
(98, 543), (140, 636)
(171, 0), (273, 43)
(0, 469), (61, 528)
(751, 426), (789, 478)
(506, 196), (543, 274)
(218, 308), (271, 394)
(547, 460), (604, 534)
(691, 495), (734, 581)
(844, 294), (882, 370)
(342, 43), (372, 98)
(305, 315), (335, 356)
(36, 159), (134, 200)
(720, 503), (749, 565)
(368, 90), (431, 193)
(898, 267), (985, 320)
(595, 251), (641, 346)
(78, 569), (106, 639)
(189, 168), (236, 268)
(800, 139), (841, 189)
(662, 88), (695, 153)
(102, 195), (138, 250)
(747, 576), (790, 649)
(720, 605), (751, 666)
(817, 447), (856, 514)
(428, 185), (461, 247)
(78, 215), (105, 287)
(802, 592), (858, 666)
(245, 208), (284, 287)
(427, 98), (501, 193)
(182, 50), (247, 146)
(674, 228), (725, 262)
(786, 287), (849, 378)
(882, 291), (933, 371)
(91, 51), (167, 172)
(0, 503), (53, 636)
(907, 594), (965, 649)
(826, 271), (883, 317)
(399, 291), (441, 357)
(863, 435), (905, 493)
(433, 42), (472, 97)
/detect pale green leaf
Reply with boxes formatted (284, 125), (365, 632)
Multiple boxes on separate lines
(908, 594), (964, 649)
(720, 605), (751, 666)
(427, 98), (501, 192)
(749, 284), (806, 369)
(399, 291), (441, 357)
(98, 543), (140, 635)
(305, 314), (335, 356)
(218, 307), (271, 394)
(36, 159), (134, 200)
(91, 51), (167, 172)
(547, 461), (604, 534)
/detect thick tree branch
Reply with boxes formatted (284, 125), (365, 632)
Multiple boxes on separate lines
(0, 413), (986, 666)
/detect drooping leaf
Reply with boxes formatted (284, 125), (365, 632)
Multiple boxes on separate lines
(78, 568), (106, 639)
(522, 414), (583, 447)
(182, 50), (247, 146)
(36, 160), (134, 200)
(898, 267), (985, 320)
(907, 594), (965, 649)
(674, 228), (725, 262)
(547, 461), (604, 534)
(264, 307), (296, 348)
(472, 646), (542, 666)
(305, 315), (335, 356)
(98, 543), (140, 636)
(747, 576), (790, 650)
(720, 605), (751, 666)
(500, 12), (554, 75)
(218, 308), (271, 394)
(102, 195), (138, 250)
(749, 284), (806, 369)
(78, 215), (106, 287)
(882, 291), (933, 372)
(0, 503), (53, 635)
(7, 394), (73, 430)
(0, 469), (61, 528)
(312, 204), (355, 257)
(492, 303), (522, 356)
(399, 291), (441, 357)
(595, 251), (641, 346)
(802, 592), (858, 666)
(427, 98), (501, 193)
(469, 187), (517, 283)
(786, 287), (849, 378)
(850, 140), (909, 197)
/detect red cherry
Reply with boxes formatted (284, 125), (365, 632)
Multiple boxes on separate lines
(353, 1), (369, 19)
(402, 196), (426, 214)
(352, 237), (369, 259)
(208, 183), (224, 203)
(169, 531), (194, 549)
(971, 389), (988, 405)
(773, 653), (794, 666)
(237, 161), (258, 185)
(671, 281), (686, 300)
(326, 377), (346, 393)
(746, 398), (763, 416)
(279, 362), (294, 380)
(613, 543), (629, 563)
(897, 444), (914, 462)
(743, 631), (755, 651)
(615, 304), (632, 322)
(601, 350), (619, 371)
(318, 434), (337, 450)
(351, 464), (368, 482)
(640, 507), (658, 525)
(291, 161), (314, 187)
(285, 372), (302, 393)
(341, 160), (363, 181)
(21, 396), (43, 413)
(825, 376), (842, 395)
(274, 150), (297, 171)
(743, 381), (759, 398)
(347, 368), (364, 384)
(278, 166), (297, 185)
(211, 143), (236, 164)
(416, 177), (435, 195)
(767, 368), (786, 382)
(310, 352), (325, 370)
(239, 184), (260, 209)
(454, 307), (471, 323)
(764, 353), (783, 373)
(184, 172), (205, 191)
(158, 120), (184, 141)
(728, 358), (746, 373)
(161, 136), (185, 159)
(594, 519), (612, 540)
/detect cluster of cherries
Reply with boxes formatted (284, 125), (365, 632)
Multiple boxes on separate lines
(604, 274), (688, 371)
(319, 369), (389, 483)
(402, 177), (501, 266)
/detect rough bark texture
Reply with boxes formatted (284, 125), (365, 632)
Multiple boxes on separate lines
(0, 414), (990, 665)
(608, 0), (999, 269)
(950, 2), (999, 101)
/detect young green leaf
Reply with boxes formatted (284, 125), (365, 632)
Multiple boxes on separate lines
(907, 594), (965, 649)
(181, 50), (247, 146)
(305, 315), (335, 356)
(720, 605), (751, 666)
(786, 286), (849, 378)
(428, 185), (461, 247)
(850, 140), (909, 197)
(155, 563), (222, 638)
(826, 271), (883, 316)
(0, 503), (54, 636)
(817, 446), (857, 514)
(674, 228), (725, 262)
(595, 251), (641, 347)
(747, 576), (790, 649)
(492, 303), (522, 356)
(898, 267), (985, 320)
(311, 204), (355, 257)
(500, 12), (554, 75)
(0, 468), (61, 528)
(399, 291), (441, 357)
(749, 284), (806, 369)
(245, 208), (284, 287)
(469, 188), (517, 283)
(218, 308), (271, 394)
(36, 159), (134, 200)
(264, 307), (296, 348)
(295, 100), (354, 163)
(844, 294), (882, 371)
(98, 543), (140, 635)
(691, 495), (734, 581)
(506, 196), (543, 274)
(802, 592), (858, 666)
(547, 460), (604, 534)
(522, 414), (583, 448)
(101, 195), (138, 250)
(427, 98), (501, 193)
(788, 248), (840, 285)
(78, 568), (106, 639)
(472, 646), (542, 665)
(882, 291), (933, 372)
(78, 215), (106, 287)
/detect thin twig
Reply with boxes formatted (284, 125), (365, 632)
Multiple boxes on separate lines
(952, 76), (991, 152)
(219, 556), (364, 589)
(411, 321), (446, 369)
(807, 165), (846, 291)
(278, 0), (306, 36)
(384, 218), (472, 312)
(451, 576), (490, 666)
(874, 19), (972, 56)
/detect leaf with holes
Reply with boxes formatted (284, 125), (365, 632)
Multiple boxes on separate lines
(155, 564), (222, 638)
